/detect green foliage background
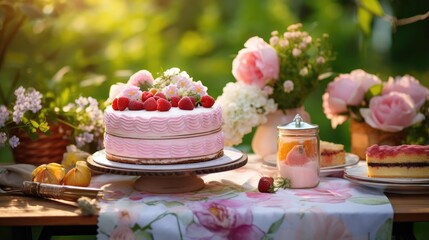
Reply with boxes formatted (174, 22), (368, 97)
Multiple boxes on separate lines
(0, 1), (429, 238)
(1, 0), (429, 155)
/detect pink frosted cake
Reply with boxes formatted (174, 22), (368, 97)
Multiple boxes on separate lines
(366, 144), (429, 178)
(103, 68), (224, 164)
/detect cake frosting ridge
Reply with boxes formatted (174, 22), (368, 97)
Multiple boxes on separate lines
(103, 68), (224, 164)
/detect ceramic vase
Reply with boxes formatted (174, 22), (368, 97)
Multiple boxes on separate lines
(251, 106), (310, 158)
(350, 119), (405, 160)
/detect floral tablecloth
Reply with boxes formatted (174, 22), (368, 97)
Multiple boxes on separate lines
(91, 156), (393, 240)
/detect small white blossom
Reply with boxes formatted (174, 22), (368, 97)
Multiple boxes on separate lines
(0, 105), (9, 127)
(269, 36), (279, 46)
(317, 56), (326, 64)
(263, 86), (274, 95)
(277, 40), (288, 48)
(299, 67), (308, 76)
(217, 82), (277, 146)
(283, 80), (294, 93)
(12, 87), (42, 124)
(292, 48), (301, 57)
(8, 135), (20, 148)
(192, 81), (207, 97)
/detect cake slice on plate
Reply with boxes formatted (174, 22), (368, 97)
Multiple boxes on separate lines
(320, 141), (346, 168)
(366, 144), (429, 178)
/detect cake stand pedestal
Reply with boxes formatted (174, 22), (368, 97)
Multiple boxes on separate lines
(87, 148), (247, 194)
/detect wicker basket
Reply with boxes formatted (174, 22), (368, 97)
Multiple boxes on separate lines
(350, 119), (405, 160)
(12, 123), (73, 166)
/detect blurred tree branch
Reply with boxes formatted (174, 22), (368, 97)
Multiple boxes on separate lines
(355, 0), (429, 33)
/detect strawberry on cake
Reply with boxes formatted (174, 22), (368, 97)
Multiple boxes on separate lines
(366, 144), (429, 178)
(104, 68), (224, 164)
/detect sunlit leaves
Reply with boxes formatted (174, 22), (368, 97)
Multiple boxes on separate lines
(357, 0), (384, 35)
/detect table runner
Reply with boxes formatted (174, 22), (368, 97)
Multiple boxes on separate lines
(93, 157), (393, 240)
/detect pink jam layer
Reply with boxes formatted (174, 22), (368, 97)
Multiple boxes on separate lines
(366, 144), (429, 158)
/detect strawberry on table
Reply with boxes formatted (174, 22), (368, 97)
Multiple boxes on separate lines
(258, 176), (275, 193)
(258, 176), (291, 193)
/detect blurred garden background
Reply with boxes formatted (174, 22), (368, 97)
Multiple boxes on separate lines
(1, 0), (429, 239)
(1, 0), (429, 155)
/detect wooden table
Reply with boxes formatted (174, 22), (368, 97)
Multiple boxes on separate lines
(1, 192), (428, 239)
(1, 192), (428, 227)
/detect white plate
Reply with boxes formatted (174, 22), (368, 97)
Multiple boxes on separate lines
(345, 165), (429, 184)
(344, 175), (429, 194)
(92, 148), (244, 171)
(321, 153), (360, 170)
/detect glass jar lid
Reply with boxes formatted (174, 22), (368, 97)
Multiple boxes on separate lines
(277, 114), (319, 131)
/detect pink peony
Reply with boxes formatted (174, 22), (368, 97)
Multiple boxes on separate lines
(232, 36), (279, 89)
(322, 69), (381, 128)
(360, 92), (425, 132)
(127, 70), (154, 87)
(383, 75), (429, 109)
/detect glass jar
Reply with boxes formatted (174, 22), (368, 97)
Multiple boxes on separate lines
(277, 114), (320, 188)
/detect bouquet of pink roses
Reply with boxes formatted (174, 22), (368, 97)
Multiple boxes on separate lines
(322, 69), (429, 144)
(218, 23), (334, 146)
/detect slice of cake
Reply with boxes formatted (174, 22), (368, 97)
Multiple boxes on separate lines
(320, 141), (346, 168)
(366, 144), (429, 178)
(103, 68), (224, 164)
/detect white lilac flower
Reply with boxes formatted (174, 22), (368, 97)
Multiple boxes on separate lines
(75, 96), (89, 109)
(299, 67), (308, 76)
(283, 80), (294, 93)
(8, 135), (20, 148)
(163, 84), (179, 98)
(27, 89), (43, 113)
(292, 48), (301, 57)
(0, 132), (6, 147)
(192, 81), (208, 97)
(75, 132), (94, 147)
(0, 105), (9, 127)
(12, 87), (43, 124)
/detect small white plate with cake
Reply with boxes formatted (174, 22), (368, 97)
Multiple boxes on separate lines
(319, 141), (359, 176)
(344, 144), (429, 194)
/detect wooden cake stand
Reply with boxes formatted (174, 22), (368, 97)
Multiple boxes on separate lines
(87, 148), (247, 194)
